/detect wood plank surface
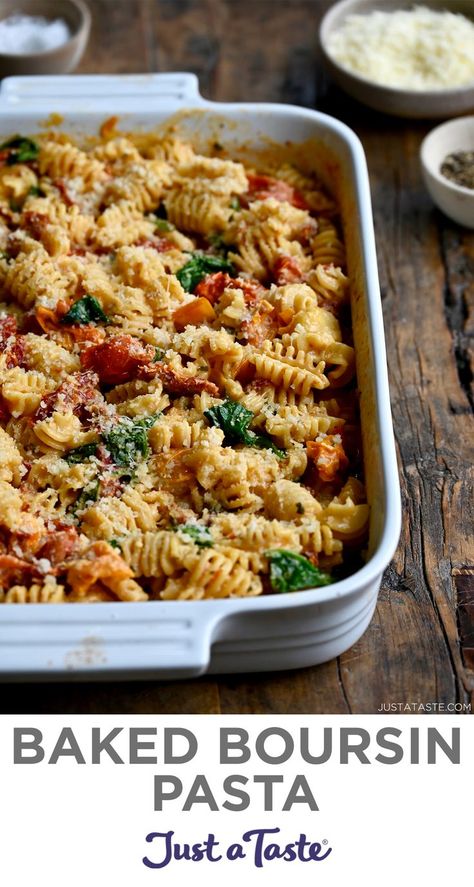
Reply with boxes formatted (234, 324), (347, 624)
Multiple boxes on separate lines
(1, 0), (472, 714)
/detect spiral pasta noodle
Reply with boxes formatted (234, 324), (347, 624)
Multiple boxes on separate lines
(38, 140), (107, 187)
(165, 190), (232, 235)
(311, 218), (346, 267)
(161, 548), (263, 600)
(4, 243), (69, 309)
(1, 581), (66, 604)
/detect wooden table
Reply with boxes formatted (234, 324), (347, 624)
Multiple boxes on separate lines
(3, 0), (473, 714)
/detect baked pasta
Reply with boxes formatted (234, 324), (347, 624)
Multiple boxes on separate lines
(0, 126), (369, 603)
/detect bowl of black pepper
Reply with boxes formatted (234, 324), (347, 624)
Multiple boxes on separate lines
(420, 116), (474, 229)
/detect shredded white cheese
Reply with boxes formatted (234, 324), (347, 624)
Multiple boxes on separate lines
(326, 5), (474, 90)
(0, 14), (70, 55)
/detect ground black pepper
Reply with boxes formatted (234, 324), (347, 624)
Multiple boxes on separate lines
(440, 151), (474, 189)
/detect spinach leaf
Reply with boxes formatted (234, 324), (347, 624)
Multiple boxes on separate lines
(176, 253), (234, 292)
(108, 539), (121, 550)
(74, 481), (100, 512)
(104, 421), (149, 467)
(154, 218), (174, 233)
(207, 234), (237, 258)
(67, 416), (159, 469)
(179, 524), (213, 548)
(204, 399), (285, 458)
(61, 295), (109, 326)
(249, 429), (286, 459)
(265, 549), (332, 593)
(102, 415), (159, 467)
(0, 136), (39, 165)
(135, 414), (160, 430)
(65, 442), (99, 464)
(205, 400), (253, 444)
(28, 185), (46, 197)
(153, 347), (165, 362)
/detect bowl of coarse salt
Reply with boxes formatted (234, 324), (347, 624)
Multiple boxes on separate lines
(319, 0), (474, 118)
(0, 0), (90, 76)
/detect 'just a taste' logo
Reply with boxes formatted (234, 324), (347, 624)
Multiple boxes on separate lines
(143, 828), (332, 869)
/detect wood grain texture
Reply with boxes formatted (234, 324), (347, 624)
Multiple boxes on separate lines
(1, 0), (472, 715)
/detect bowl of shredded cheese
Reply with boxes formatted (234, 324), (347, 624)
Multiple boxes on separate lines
(320, 0), (474, 118)
(0, 0), (90, 76)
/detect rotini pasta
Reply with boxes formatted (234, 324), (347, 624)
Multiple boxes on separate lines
(0, 123), (368, 604)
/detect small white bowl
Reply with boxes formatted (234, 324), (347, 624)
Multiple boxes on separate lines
(319, 0), (474, 119)
(420, 117), (474, 229)
(0, 0), (90, 77)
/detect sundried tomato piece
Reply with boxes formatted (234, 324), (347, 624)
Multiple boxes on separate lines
(240, 299), (278, 347)
(38, 527), (80, 566)
(80, 334), (155, 385)
(34, 370), (100, 422)
(7, 526), (42, 558)
(66, 541), (133, 598)
(0, 315), (17, 344)
(245, 173), (310, 210)
(306, 435), (349, 483)
(68, 325), (107, 345)
(297, 218), (319, 245)
(195, 272), (266, 308)
(6, 232), (27, 259)
(0, 554), (40, 584)
(0, 316), (25, 369)
(99, 474), (125, 498)
(236, 277), (267, 307)
(134, 236), (174, 253)
(138, 362), (217, 395)
(18, 311), (44, 335)
(7, 335), (25, 369)
(195, 271), (233, 303)
(54, 178), (76, 206)
(272, 255), (303, 285)
(138, 362), (219, 396)
(241, 312), (279, 347)
(23, 211), (50, 239)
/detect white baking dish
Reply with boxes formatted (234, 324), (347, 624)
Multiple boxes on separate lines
(0, 73), (401, 680)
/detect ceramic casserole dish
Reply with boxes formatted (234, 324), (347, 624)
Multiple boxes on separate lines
(0, 73), (401, 680)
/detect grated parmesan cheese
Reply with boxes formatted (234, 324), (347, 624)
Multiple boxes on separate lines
(326, 5), (474, 90)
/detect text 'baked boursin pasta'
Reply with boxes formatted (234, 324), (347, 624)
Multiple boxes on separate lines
(0, 125), (369, 603)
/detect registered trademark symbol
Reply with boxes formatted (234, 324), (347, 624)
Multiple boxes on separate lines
(322, 839), (328, 845)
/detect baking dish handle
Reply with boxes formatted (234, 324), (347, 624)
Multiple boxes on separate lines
(0, 603), (219, 679)
(0, 73), (206, 111)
